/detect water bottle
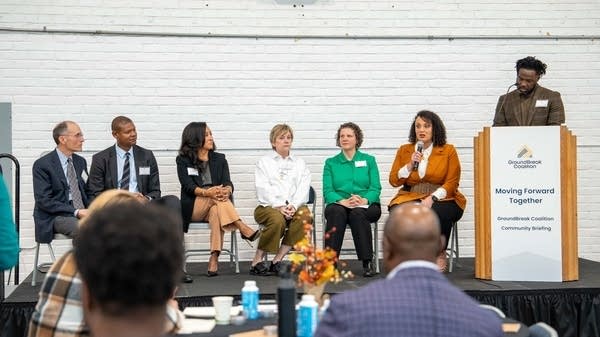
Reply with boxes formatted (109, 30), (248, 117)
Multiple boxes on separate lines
(297, 294), (319, 337)
(277, 264), (296, 337)
(241, 280), (259, 320)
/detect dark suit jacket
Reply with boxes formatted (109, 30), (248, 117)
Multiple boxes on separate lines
(88, 144), (161, 201)
(493, 85), (565, 126)
(315, 266), (504, 337)
(176, 151), (233, 231)
(33, 150), (90, 243)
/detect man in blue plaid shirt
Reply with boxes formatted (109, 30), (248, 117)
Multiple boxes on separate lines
(315, 203), (504, 337)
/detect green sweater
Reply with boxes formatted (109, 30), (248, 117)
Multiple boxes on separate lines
(0, 176), (18, 270)
(322, 150), (381, 205)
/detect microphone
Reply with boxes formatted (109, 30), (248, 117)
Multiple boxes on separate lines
(497, 82), (518, 117)
(413, 140), (424, 171)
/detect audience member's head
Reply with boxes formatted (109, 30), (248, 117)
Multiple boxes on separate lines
(80, 189), (140, 226)
(383, 203), (444, 272)
(74, 202), (183, 337)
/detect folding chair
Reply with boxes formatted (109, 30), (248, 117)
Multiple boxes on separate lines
(447, 221), (459, 272)
(184, 223), (240, 274)
(478, 304), (506, 319)
(31, 234), (71, 286)
(322, 201), (380, 273)
(529, 322), (558, 337)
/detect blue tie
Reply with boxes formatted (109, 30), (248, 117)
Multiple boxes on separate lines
(120, 152), (130, 190)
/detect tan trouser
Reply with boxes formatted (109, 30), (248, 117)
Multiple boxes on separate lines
(254, 205), (312, 254)
(192, 197), (239, 252)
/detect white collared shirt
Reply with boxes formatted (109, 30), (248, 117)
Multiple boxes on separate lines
(397, 144), (447, 200)
(115, 144), (138, 193)
(255, 151), (311, 210)
(386, 260), (440, 280)
(55, 148), (73, 200)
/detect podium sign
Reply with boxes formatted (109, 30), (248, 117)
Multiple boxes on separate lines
(490, 126), (562, 281)
(474, 125), (577, 282)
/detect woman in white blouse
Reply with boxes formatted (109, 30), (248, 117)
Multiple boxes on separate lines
(250, 124), (312, 276)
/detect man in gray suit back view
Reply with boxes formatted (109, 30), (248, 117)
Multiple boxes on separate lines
(315, 203), (504, 337)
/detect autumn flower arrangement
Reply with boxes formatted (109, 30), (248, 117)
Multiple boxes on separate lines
(289, 221), (353, 287)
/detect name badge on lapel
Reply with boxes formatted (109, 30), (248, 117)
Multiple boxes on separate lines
(187, 167), (199, 176)
(355, 160), (367, 168)
(139, 166), (150, 175)
(81, 170), (88, 181)
(535, 99), (548, 108)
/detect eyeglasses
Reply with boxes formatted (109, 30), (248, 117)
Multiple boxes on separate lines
(62, 133), (84, 139)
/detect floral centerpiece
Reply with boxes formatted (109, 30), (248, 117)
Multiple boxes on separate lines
(289, 220), (353, 302)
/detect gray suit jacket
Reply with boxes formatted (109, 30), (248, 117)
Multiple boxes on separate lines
(315, 266), (504, 337)
(493, 85), (565, 126)
(88, 144), (161, 201)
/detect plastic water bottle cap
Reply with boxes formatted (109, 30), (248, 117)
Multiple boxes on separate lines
(302, 294), (315, 301)
(244, 280), (256, 287)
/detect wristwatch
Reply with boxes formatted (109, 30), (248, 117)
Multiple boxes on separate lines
(431, 195), (439, 202)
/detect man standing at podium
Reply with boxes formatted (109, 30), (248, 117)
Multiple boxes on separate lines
(493, 56), (565, 126)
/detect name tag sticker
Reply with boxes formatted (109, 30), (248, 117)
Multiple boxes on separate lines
(187, 167), (199, 176)
(355, 160), (367, 168)
(81, 170), (88, 181)
(139, 166), (150, 175)
(535, 99), (548, 108)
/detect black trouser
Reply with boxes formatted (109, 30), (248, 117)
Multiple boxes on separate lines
(431, 201), (464, 249)
(390, 200), (463, 249)
(324, 203), (382, 261)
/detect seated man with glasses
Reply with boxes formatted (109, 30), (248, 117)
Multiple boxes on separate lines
(33, 121), (91, 243)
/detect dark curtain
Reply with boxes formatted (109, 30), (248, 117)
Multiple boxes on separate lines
(469, 290), (600, 337)
(0, 303), (34, 337)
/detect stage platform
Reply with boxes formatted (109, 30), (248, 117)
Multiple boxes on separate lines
(2, 258), (600, 337)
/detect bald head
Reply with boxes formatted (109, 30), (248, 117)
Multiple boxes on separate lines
(383, 203), (444, 272)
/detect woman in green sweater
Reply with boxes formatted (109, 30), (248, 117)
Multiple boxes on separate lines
(323, 122), (382, 277)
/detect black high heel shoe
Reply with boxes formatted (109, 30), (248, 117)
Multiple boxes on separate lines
(241, 230), (261, 248)
(207, 252), (219, 277)
(241, 230), (260, 242)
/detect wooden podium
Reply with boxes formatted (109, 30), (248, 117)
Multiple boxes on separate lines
(474, 126), (578, 281)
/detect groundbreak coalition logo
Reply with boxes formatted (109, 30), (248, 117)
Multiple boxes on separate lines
(517, 145), (533, 159)
(508, 144), (541, 169)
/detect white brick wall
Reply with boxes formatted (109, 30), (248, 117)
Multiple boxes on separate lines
(1, 0), (599, 36)
(0, 1), (599, 282)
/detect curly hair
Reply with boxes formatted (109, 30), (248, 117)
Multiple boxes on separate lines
(408, 110), (447, 146)
(335, 122), (363, 149)
(178, 122), (216, 166)
(516, 56), (547, 77)
(74, 202), (183, 315)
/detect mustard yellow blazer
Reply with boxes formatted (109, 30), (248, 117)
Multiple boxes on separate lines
(388, 143), (466, 210)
